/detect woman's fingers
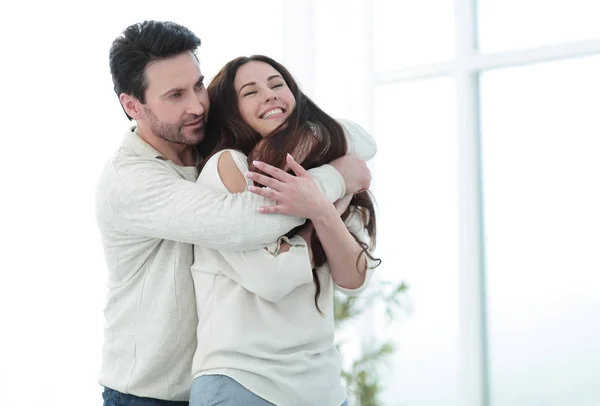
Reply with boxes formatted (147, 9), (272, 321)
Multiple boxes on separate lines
(245, 171), (284, 190)
(286, 154), (308, 177)
(251, 160), (296, 182)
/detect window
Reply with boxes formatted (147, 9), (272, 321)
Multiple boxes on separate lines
(303, 0), (600, 404)
(478, 0), (600, 53)
(374, 78), (460, 405)
(374, 0), (455, 69)
(481, 55), (600, 406)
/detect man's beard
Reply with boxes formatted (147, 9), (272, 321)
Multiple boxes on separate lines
(144, 106), (204, 145)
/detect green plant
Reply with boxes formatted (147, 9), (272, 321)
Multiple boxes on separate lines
(335, 279), (410, 406)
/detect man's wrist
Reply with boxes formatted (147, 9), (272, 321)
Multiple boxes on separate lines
(309, 164), (346, 201)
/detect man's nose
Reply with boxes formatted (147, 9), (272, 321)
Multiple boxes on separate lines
(187, 93), (205, 115)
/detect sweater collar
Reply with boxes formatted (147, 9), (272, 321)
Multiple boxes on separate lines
(121, 126), (166, 160)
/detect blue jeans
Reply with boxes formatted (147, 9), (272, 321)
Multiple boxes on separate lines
(189, 375), (348, 406)
(102, 387), (188, 406)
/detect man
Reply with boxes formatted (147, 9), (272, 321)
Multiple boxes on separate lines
(97, 20), (372, 405)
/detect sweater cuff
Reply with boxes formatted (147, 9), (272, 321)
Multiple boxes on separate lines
(308, 164), (346, 203)
(264, 235), (307, 256)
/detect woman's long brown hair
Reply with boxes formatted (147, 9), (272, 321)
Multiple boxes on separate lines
(200, 55), (381, 312)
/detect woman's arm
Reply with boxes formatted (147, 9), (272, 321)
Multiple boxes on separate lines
(218, 237), (313, 302)
(218, 150), (314, 262)
(209, 150), (315, 301)
(276, 154), (375, 290)
(219, 151), (374, 293)
(330, 202), (377, 296)
(311, 200), (369, 290)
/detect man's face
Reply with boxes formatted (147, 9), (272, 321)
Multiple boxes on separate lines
(140, 51), (209, 145)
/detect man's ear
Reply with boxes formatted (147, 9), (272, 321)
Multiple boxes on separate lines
(120, 93), (144, 120)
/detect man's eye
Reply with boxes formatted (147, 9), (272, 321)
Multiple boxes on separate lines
(170, 92), (181, 99)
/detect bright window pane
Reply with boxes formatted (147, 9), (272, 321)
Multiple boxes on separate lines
(374, 0), (454, 70)
(373, 78), (460, 405)
(478, 0), (600, 53)
(481, 56), (600, 406)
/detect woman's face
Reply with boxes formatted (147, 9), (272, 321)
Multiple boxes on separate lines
(234, 61), (296, 138)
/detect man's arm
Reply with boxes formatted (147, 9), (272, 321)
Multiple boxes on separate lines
(338, 119), (378, 161)
(96, 157), (313, 251)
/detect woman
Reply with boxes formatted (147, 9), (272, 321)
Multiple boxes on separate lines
(189, 55), (380, 406)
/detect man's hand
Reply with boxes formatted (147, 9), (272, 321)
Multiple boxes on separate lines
(329, 155), (371, 194)
(247, 154), (331, 220)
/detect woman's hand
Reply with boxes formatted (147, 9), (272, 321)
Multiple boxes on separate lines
(246, 154), (333, 222)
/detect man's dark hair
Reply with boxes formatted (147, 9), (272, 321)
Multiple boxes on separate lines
(109, 20), (201, 119)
